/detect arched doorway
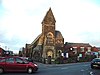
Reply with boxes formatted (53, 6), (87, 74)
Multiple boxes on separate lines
(46, 50), (53, 64)
(47, 50), (53, 58)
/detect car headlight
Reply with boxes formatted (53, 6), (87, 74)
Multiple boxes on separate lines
(34, 64), (37, 66)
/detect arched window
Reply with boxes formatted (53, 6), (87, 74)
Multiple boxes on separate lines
(46, 32), (54, 44)
(47, 32), (53, 38)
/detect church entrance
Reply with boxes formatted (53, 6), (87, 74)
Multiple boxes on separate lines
(47, 50), (53, 58)
(47, 50), (53, 64)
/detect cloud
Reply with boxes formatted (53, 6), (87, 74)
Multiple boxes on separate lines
(0, 0), (100, 53)
(0, 0), (50, 53)
(56, 0), (100, 48)
(0, 0), (1, 4)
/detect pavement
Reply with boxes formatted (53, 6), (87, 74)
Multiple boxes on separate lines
(35, 61), (90, 67)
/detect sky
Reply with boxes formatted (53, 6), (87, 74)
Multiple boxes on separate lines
(0, 0), (100, 53)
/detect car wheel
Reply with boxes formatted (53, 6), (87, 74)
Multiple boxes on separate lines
(0, 68), (4, 74)
(27, 68), (33, 74)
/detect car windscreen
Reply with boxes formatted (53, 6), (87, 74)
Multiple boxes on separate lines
(93, 59), (100, 62)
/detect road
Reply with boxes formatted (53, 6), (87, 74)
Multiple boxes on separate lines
(2, 62), (100, 75)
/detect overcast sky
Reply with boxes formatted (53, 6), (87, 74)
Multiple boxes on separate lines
(0, 0), (100, 53)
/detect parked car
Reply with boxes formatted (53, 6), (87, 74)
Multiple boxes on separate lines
(91, 58), (100, 69)
(0, 57), (3, 60)
(27, 57), (33, 62)
(20, 57), (33, 62)
(0, 56), (38, 74)
(0, 57), (5, 60)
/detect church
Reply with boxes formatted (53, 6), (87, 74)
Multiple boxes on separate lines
(25, 8), (64, 63)
(20, 8), (100, 64)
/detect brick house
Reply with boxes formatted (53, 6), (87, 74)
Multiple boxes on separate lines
(25, 44), (31, 57)
(0, 47), (5, 57)
(64, 42), (92, 58)
(91, 46), (99, 57)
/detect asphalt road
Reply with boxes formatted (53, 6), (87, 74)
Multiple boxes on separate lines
(2, 62), (100, 75)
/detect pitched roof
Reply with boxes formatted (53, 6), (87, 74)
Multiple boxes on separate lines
(96, 47), (100, 50)
(55, 30), (63, 39)
(41, 8), (56, 24)
(25, 44), (31, 48)
(31, 34), (42, 46)
(65, 42), (92, 47)
(92, 47), (99, 52)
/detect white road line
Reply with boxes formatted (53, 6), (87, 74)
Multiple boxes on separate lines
(84, 65), (89, 66)
(61, 67), (68, 69)
(90, 71), (94, 75)
(81, 69), (85, 71)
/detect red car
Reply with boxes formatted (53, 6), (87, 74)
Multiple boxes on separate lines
(0, 56), (38, 74)
(0, 57), (5, 60)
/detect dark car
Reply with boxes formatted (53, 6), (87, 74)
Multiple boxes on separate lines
(91, 58), (100, 69)
(0, 56), (38, 74)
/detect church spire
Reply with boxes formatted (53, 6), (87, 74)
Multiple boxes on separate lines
(42, 8), (56, 25)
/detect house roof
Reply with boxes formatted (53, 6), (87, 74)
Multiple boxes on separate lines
(65, 42), (92, 47)
(55, 30), (63, 39)
(25, 44), (31, 48)
(96, 47), (100, 50)
(92, 47), (99, 52)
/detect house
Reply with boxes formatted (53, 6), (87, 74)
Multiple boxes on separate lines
(0, 47), (5, 57)
(91, 47), (99, 57)
(25, 44), (31, 57)
(64, 42), (92, 58)
(97, 47), (100, 56)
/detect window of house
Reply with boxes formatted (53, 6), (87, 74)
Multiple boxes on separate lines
(80, 47), (84, 52)
(73, 47), (77, 54)
(87, 47), (91, 52)
(73, 47), (77, 50)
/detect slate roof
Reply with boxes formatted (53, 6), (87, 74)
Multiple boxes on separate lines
(55, 30), (63, 39)
(65, 42), (92, 47)
(42, 8), (56, 24)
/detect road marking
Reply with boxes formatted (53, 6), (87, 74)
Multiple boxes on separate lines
(90, 71), (93, 75)
(81, 69), (85, 71)
(61, 67), (68, 69)
(84, 65), (89, 66)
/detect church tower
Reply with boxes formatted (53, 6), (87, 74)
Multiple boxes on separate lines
(41, 8), (56, 59)
(42, 8), (56, 37)
(28, 8), (64, 64)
